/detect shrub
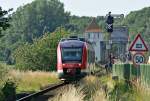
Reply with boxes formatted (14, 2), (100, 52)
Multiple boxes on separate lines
(108, 80), (134, 101)
(0, 64), (16, 101)
(0, 89), (5, 101)
(2, 80), (16, 101)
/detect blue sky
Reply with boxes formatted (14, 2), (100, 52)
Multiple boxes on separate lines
(1, 0), (150, 16)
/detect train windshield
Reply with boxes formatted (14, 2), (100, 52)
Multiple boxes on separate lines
(61, 48), (82, 63)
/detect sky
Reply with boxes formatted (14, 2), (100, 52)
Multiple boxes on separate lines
(1, 0), (150, 16)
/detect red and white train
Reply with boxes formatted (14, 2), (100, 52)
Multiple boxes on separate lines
(57, 37), (95, 80)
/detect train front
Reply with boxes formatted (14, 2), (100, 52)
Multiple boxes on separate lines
(57, 39), (87, 80)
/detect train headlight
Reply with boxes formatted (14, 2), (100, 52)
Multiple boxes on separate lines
(78, 64), (81, 66)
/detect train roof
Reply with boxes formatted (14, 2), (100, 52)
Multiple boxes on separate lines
(60, 37), (92, 44)
(59, 37), (94, 50)
(59, 39), (84, 48)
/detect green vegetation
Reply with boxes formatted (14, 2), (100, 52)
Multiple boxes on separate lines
(68, 15), (108, 34)
(109, 80), (134, 101)
(50, 85), (84, 101)
(80, 75), (107, 101)
(51, 76), (107, 101)
(13, 28), (70, 71)
(0, 64), (16, 101)
(9, 70), (59, 93)
(0, 65), (8, 84)
(0, 6), (12, 36)
(0, 63), (60, 97)
(0, 1), (109, 63)
(0, 0), (150, 100)
(122, 7), (150, 46)
(0, 0), (70, 62)
(0, 0), (150, 65)
(50, 74), (150, 101)
(2, 80), (16, 101)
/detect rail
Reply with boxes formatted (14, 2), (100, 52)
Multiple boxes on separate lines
(16, 82), (66, 101)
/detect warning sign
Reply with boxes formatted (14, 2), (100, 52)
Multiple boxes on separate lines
(129, 34), (148, 52)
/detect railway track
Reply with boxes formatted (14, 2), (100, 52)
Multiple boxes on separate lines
(16, 68), (105, 101)
(16, 82), (67, 101)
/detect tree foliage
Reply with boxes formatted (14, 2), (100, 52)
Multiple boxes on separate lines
(67, 16), (106, 34)
(1, 0), (150, 64)
(0, 6), (12, 37)
(9, 0), (69, 42)
(122, 7), (150, 43)
(13, 28), (70, 71)
(0, 0), (70, 62)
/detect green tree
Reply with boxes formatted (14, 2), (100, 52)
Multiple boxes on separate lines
(13, 28), (70, 71)
(0, 0), (70, 62)
(0, 6), (12, 37)
(8, 0), (69, 42)
(122, 7), (150, 42)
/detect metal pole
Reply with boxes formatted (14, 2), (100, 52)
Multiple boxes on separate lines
(109, 32), (112, 72)
(106, 32), (112, 73)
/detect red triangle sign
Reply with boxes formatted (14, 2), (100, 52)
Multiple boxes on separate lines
(129, 34), (148, 51)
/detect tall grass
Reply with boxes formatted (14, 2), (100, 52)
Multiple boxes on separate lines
(0, 64), (9, 85)
(50, 75), (107, 101)
(93, 89), (107, 101)
(50, 75), (150, 101)
(79, 75), (107, 101)
(133, 82), (150, 101)
(50, 85), (84, 101)
(9, 70), (59, 93)
(108, 76), (150, 101)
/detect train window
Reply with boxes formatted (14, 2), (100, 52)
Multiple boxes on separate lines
(61, 48), (82, 63)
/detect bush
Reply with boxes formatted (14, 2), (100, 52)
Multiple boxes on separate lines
(2, 80), (16, 101)
(0, 64), (16, 101)
(0, 89), (5, 101)
(109, 80), (134, 101)
(13, 28), (70, 71)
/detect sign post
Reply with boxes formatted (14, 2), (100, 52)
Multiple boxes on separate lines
(129, 34), (148, 82)
(129, 34), (148, 66)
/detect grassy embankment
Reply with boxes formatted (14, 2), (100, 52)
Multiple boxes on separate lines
(10, 70), (60, 93)
(1, 62), (150, 100)
(50, 75), (150, 101)
(0, 62), (60, 93)
(50, 75), (107, 101)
